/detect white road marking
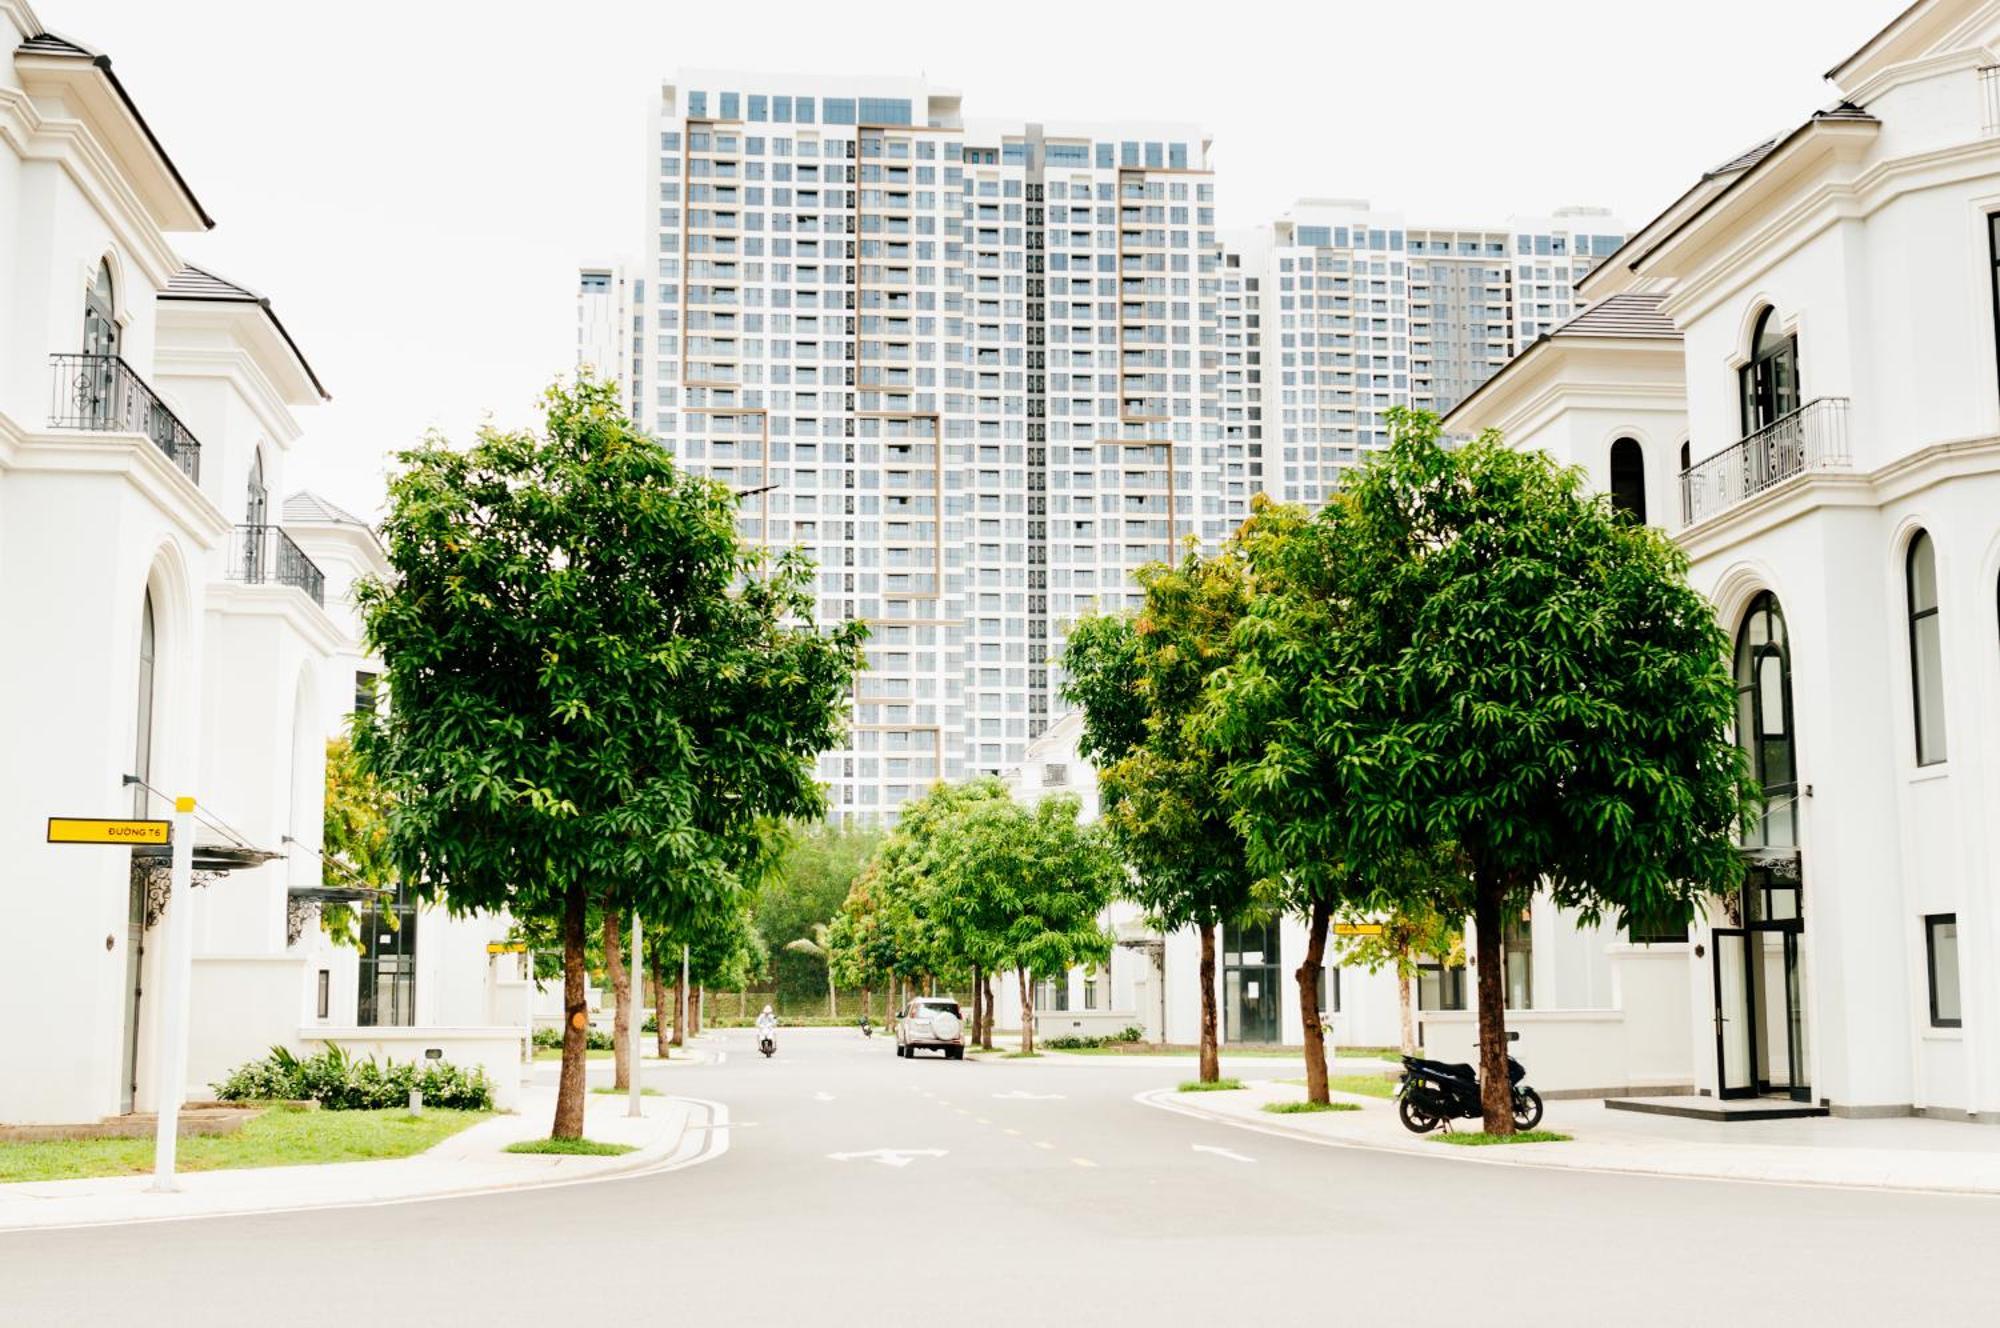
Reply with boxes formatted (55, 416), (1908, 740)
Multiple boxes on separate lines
(1033, 1141), (1055, 1150)
(1071, 1158), (1097, 1168)
(992, 1091), (1066, 1101)
(813, 1091), (835, 1101)
(1192, 1144), (1256, 1164)
(827, 1148), (949, 1169)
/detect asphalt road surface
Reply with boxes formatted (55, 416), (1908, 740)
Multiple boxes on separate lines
(5, 1028), (1999, 1326)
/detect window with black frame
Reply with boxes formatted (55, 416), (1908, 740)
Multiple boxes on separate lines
(1624, 900), (1692, 944)
(1739, 308), (1800, 435)
(1926, 915), (1961, 1028)
(1906, 532), (1946, 765)
(358, 882), (416, 1026)
(1416, 960), (1465, 1011)
(1735, 592), (1798, 848)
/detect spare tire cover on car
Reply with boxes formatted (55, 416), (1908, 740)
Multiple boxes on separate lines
(929, 1010), (962, 1041)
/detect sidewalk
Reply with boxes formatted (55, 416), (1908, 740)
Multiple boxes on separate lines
(0, 1085), (725, 1233)
(1141, 1076), (2000, 1196)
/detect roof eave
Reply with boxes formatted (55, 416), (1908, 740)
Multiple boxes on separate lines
(160, 290), (329, 401)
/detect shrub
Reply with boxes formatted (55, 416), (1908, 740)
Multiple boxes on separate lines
(213, 1045), (494, 1111)
(1043, 1025), (1147, 1050)
(531, 1026), (616, 1050)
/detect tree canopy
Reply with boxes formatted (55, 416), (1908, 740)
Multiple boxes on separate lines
(356, 375), (862, 1136)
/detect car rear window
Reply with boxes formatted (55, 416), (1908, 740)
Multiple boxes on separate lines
(917, 1002), (960, 1017)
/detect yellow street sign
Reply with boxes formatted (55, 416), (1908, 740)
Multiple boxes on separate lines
(1333, 922), (1384, 937)
(48, 817), (171, 845)
(486, 942), (528, 955)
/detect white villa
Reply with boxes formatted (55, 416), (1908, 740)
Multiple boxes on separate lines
(0, 1), (527, 1126)
(1441, 0), (2000, 1120)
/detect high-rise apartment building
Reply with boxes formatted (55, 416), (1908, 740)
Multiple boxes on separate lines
(612, 69), (1621, 821)
(576, 264), (646, 425)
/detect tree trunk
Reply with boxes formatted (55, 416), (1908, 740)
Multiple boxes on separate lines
(671, 971), (685, 1048)
(695, 986), (705, 1037)
(651, 963), (671, 1059)
(1397, 962), (1417, 1057)
(552, 881), (589, 1140)
(603, 908), (630, 1092)
(981, 974), (996, 1049)
(1297, 898), (1332, 1105)
(969, 964), (982, 1048)
(1473, 865), (1513, 1134)
(1016, 967), (1035, 1056)
(1197, 923), (1220, 1083)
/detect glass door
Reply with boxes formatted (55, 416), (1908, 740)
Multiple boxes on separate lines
(1712, 929), (1755, 1099)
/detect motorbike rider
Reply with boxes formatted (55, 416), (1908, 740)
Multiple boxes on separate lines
(755, 1004), (778, 1044)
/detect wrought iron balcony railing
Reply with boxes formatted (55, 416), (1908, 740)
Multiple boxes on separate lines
(229, 524), (326, 607)
(49, 353), (202, 484)
(1679, 396), (1851, 526)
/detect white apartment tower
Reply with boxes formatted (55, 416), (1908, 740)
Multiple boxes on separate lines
(575, 264), (644, 425)
(631, 71), (1621, 821)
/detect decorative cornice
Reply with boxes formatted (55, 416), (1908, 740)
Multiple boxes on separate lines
(1841, 45), (1995, 109)
(7, 428), (230, 544)
(205, 580), (348, 656)
(152, 337), (308, 450)
(1676, 433), (2000, 562)
(0, 83), (181, 283)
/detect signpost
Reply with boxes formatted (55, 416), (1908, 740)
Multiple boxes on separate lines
(485, 941), (528, 955)
(1333, 922), (1385, 937)
(151, 796), (196, 1191)
(47, 803), (193, 1190)
(47, 817), (169, 845)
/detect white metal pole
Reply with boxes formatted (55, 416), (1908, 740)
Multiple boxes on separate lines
(149, 794), (197, 1192)
(628, 912), (644, 1117)
(680, 944), (690, 1045)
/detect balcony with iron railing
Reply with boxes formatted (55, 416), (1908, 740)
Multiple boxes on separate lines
(48, 353), (202, 483)
(1679, 396), (1851, 526)
(228, 524), (326, 606)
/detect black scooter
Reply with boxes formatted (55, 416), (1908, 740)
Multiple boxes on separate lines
(1398, 1033), (1542, 1133)
(758, 1033), (776, 1058)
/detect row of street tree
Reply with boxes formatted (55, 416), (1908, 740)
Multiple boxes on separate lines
(1061, 408), (1755, 1132)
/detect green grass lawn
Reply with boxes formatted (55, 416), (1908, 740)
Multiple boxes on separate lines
(1261, 1100), (1362, 1115)
(1433, 1130), (1572, 1147)
(0, 1107), (492, 1184)
(502, 1138), (636, 1157)
(1277, 1073), (1399, 1099)
(589, 1086), (662, 1096)
(1177, 1078), (1246, 1092)
(1337, 1047), (1406, 1060)
(532, 1048), (617, 1062)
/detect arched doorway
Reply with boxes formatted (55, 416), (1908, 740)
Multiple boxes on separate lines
(1713, 591), (1811, 1103)
(1609, 437), (1647, 523)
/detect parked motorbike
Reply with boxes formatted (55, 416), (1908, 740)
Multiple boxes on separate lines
(758, 1034), (776, 1058)
(859, 1016), (875, 1038)
(1397, 1033), (1543, 1133)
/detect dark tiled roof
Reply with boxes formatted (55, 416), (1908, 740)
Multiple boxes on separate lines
(15, 30), (214, 229)
(1550, 293), (1679, 341)
(162, 264), (329, 400)
(163, 263), (261, 301)
(18, 31), (95, 56)
(1706, 134), (1783, 178)
(284, 492), (371, 527)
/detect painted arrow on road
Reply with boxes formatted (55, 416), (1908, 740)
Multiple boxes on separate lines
(992, 1091), (1066, 1101)
(1191, 1144), (1256, 1163)
(828, 1149), (948, 1169)
(813, 1091), (836, 1101)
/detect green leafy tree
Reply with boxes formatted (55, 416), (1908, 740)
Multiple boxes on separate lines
(1213, 407), (1752, 1132)
(933, 791), (1122, 1055)
(320, 736), (396, 946)
(783, 922), (839, 1019)
(1063, 542), (1261, 1083)
(760, 821), (882, 1005)
(356, 376), (862, 1139)
(1334, 892), (1465, 1057)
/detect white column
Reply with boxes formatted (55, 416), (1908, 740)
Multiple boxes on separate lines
(628, 912), (644, 1117)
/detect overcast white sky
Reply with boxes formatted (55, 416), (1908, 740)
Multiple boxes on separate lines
(54, 0), (1895, 520)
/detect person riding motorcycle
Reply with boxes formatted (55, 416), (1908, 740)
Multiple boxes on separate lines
(755, 1005), (777, 1043)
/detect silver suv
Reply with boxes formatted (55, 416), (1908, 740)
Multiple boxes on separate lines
(895, 998), (965, 1060)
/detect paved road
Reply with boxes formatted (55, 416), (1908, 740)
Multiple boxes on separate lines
(5, 1028), (1998, 1325)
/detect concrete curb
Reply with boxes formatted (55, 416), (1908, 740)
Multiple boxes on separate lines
(0, 1094), (730, 1234)
(1135, 1086), (2000, 1199)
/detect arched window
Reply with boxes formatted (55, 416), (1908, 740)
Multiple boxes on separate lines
(1906, 531), (1946, 765)
(132, 590), (155, 817)
(246, 449), (268, 527)
(1609, 437), (1646, 522)
(84, 259), (118, 359)
(1735, 592), (1797, 848)
(1680, 440), (1691, 473)
(1739, 308), (1799, 434)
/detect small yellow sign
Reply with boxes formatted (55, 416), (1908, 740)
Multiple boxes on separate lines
(1333, 922), (1385, 937)
(48, 817), (171, 846)
(486, 942), (528, 955)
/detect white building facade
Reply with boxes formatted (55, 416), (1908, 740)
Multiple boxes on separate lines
(0, 3), (522, 1123)
(1444, 0), (2000, 1120)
